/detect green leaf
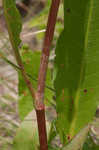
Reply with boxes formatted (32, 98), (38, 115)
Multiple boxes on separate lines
(3, 0), (22, 51)
(19, 50), (53, 120)
(48, 119), (57, 145)
(62, 126), (89, 150)
(12, 110), (51, 150)
(54, 0), (99, 143)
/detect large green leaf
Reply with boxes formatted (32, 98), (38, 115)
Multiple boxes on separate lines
(54, 0), (99, 143)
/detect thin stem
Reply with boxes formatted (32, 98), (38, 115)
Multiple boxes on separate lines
(3, 1), (35, 101)
(0, 52), (55, 92)
(11, 46), (36, 100)
(36, 0), (60, 100)
(35, 0), (60, 150)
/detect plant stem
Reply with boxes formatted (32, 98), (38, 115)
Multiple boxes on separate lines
(13, 49), (36, 100)
(0, 52), (55, 92)
(35, 0), (60, 150)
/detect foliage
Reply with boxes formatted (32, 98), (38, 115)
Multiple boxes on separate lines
(3, 0), (99, 150)
(54, 0), (99, 143)
(12, 111), (40, 150)
(12, 109), (52, 150)
(3, 0), (22, 53)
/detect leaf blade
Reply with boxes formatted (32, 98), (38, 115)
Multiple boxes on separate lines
(54, 0), (99, 143)
(3, 0), (22, 51)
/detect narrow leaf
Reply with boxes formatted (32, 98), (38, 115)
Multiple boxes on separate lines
(3, 0), (22, 52)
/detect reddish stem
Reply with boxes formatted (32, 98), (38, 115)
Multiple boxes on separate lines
(37, 0), (60, 98)
(35, 0), (60, 150)
(36, 109), (48, 150)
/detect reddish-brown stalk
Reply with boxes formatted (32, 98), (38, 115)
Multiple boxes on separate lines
(35, 0), (60, 150)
